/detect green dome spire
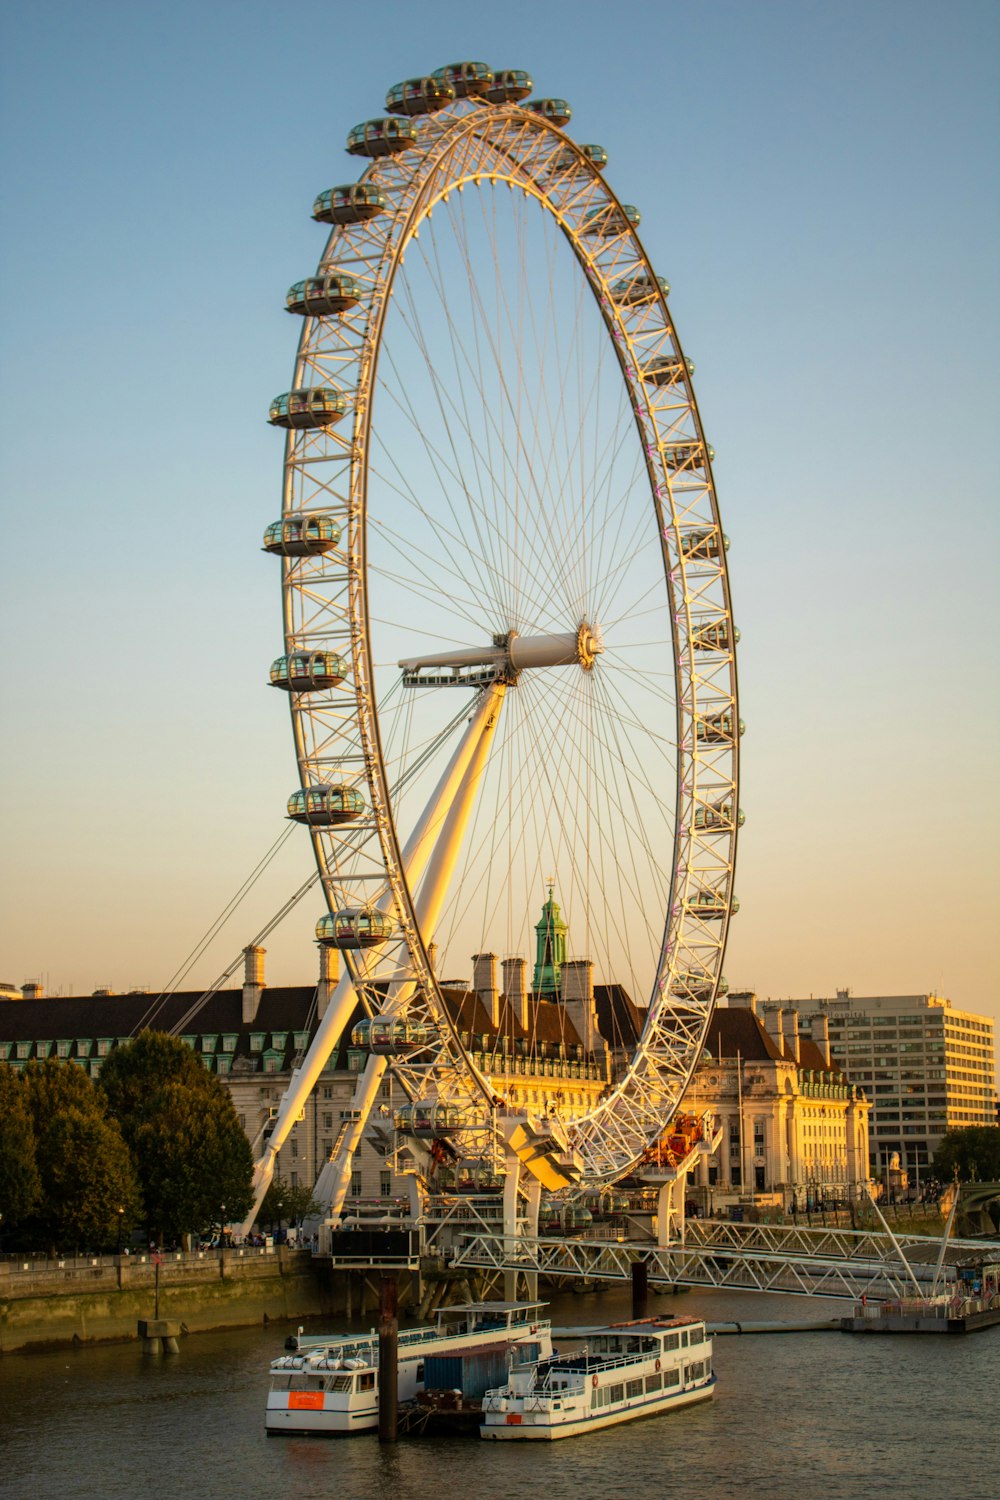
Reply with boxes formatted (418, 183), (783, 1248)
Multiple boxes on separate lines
(532, 882), (568, 997)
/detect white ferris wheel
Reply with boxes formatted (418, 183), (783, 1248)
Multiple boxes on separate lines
(256, 62), (741, 1224)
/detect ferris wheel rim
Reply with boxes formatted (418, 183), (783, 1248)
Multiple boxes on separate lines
(275, 90), (740, 1187)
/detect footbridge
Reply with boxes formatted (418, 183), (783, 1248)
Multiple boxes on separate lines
(449, 1218), (991, 1302)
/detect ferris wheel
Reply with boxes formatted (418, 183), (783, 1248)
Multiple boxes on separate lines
(256, 62), (741, 1219)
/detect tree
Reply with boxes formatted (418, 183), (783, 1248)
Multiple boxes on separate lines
(20, 1058), (141, 1252)
(260, 1175), (320, 1231)
(932, 1126), (1000, 1184)
(100, 1032), (253, 1240)
(0, 1063), (42, 1232)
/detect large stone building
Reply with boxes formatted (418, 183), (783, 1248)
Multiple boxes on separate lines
(0, 894), (635, 1209)
(768, 992), (997, 1185)
(683, 994), (870, 1211)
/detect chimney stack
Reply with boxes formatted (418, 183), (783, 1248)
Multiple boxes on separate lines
(502, 956), (528, 1031)
(561, 959), (597, 1053)
(317, 944), (339, 1021)
(782, 1009), (801, 1065)
(473, 952), (500, 1027)
(812, 1013), (831, 1068)
(728, 991), (758, 1016)
(242, 944), (266, 1023)
(764, 1005), (785, 1055)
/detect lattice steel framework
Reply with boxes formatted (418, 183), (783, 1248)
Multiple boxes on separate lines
(265, 76), (740, 1197)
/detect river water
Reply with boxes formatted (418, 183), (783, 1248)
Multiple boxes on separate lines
(2, 1286), (996, 1500)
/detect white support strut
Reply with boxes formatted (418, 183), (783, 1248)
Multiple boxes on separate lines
(238, 682), (505, 1236)
(314, 679), (507, 1230)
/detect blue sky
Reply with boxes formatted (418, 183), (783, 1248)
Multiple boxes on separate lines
(1, 1), (997, 1045)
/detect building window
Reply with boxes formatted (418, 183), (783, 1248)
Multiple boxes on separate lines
(322, 1086), (333, 1099)
(380, 1171), (392, 1196)
(290, 1172), (298, 1188)
(290, 1140), (298, 1158)
(294, 1031), (310, 1052)
(202, 1034), (218, 1053)
(221, 1034), (237, 1052)
(264, 1056), (279, 1073)
(350, 1172), (363, 1197)
(16, 1042), (31, 1059)
(217, 1056), (230, 1075)
(56, 1040), (70, 1058)
(250, 1033), (265, 1052)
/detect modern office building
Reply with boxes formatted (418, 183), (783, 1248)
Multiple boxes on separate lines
(767, 992), (997, 1185)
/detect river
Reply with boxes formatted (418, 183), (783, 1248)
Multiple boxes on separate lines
(2, 1286), (995, 1500)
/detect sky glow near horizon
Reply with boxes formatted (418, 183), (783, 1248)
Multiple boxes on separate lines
(0, 1), (997, 1054)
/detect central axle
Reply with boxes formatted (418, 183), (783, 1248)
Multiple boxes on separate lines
(399, 625), (603, 687)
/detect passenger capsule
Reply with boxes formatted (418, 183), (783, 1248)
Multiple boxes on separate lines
(694, 801), (745, 832)
(285, 274), (362, 316)
(268, 388), (347, 430)
(552, 143), (607, 172)
(262, 514), (341, 557)
(351, 1016), (435, 1054)
(687, 889), (739, 920)
(346, 117), (419, 158)
(526, 98), (572, 126)
(643, 354), (694, 387)
(669, 970), (715, 1002)
(664, 439), (714, 472)
(482, 69), (534, 104)
(287, 784), (365, 826)
(385, 76), (455, 116)
(681, 528), (729, 562)
(316, 909), (394, 949)
(692, 620), (739, 653)
(431, 61), (494, 97)
(312, 184), (388, 225)
(269, 651), (348, 692)
(394, 1100), (471, 1137)
(696, 711), (745, 745)
(611, 273), (669, 305)
(583, 203), (641, 237)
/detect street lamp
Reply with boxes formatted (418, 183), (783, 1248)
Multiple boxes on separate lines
(116, 1206), (124, 1256)
(277, 1200), (284, 1243)
(220, 1203), (226, 1247)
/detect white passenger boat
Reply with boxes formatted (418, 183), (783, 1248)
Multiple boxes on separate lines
(265, 1301), (552, 1435)
(480, 1316), (714, 1440)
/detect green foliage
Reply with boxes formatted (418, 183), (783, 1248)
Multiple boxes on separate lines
(259, 1175), (320, 1228)
(932, 1126), (1000, 1183)
(20, 1058), (141, 1251)
(100, 1032), (253, 1239)
(0, 1063), (42, 1229)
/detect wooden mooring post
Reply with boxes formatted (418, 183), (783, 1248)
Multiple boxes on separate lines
(631, 1259), (649, 1320)
(377, 1275), (399, 1443)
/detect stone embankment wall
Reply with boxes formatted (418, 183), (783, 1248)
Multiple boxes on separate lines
(0, 1246), (332, 1354)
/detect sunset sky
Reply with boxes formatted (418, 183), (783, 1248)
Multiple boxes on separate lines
(1, 1), (997, 1054)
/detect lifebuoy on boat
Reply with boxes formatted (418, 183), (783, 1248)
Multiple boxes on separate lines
(655, 1358), (661, 1372)
(592, 1374), (599, 1388)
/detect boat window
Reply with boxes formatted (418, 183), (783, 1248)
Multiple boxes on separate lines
(645, 1373), (662, 1393)
(626, 1378), (643, 1399)
(415, 1362), (424, 1381)
(663, 1332), (680, 1350)
(680, 1330), (690, 1347)
(664, 1368), (680, 1387)
(608, 1383), (624, 1404)
(356, 1372), (376, 1392)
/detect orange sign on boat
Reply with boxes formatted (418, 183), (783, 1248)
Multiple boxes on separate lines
(289, 1391), (325, 1411)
